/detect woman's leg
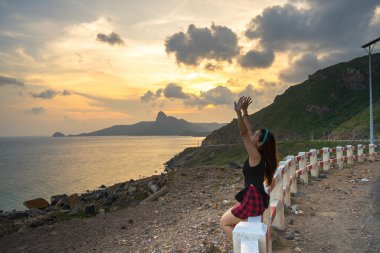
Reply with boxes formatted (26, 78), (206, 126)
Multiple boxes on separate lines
(220, 206), (245, 238)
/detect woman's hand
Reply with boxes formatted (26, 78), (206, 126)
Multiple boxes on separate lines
(234, 96), (245, 113)
(241, 96), (252, 114)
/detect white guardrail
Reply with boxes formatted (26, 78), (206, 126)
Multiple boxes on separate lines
(232, 144), (379, 253)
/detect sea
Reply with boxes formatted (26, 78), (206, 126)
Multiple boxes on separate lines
(0, 136), (204, 211)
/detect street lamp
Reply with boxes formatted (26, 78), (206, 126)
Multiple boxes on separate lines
(362, 37), (380, 144)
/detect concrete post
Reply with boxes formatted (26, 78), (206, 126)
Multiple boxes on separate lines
(298, 152), (308, 184)
(369, 144), (375, 161)
(261, 208), (271, 253)
(336, 146), (343, 169)
(280, 161), (290, 207)
(322, 147), (330, 171)
(233, 216), (267, 253)
(346, 145), (353, 165)
(270, 172), (285, 230)
(286, 155), (297, 194)
(358, 144), (364, 162)
(309, 149), (318, 177)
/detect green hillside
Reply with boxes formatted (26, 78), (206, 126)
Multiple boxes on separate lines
(203, 53), (380, 145)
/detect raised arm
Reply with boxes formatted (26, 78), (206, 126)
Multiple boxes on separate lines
(235, 96), (261, 163)
(241, 96), (254, 140)
(234, 97), (248, 136)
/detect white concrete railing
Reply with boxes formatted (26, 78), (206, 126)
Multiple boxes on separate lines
(233, 144), (379, 253)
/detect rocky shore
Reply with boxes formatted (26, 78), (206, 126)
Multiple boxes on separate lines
(0, 160), (379, 252)
(0, 172), (169, 238)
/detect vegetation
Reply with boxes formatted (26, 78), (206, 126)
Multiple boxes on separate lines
(202, 53), (380, 145)
(165, 140), (372, 169)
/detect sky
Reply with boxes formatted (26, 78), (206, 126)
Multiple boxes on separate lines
(0, 0), (379, 136)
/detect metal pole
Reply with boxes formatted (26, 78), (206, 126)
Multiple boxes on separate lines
(362, 37), (379, 144)
(368, 47), (373, 144)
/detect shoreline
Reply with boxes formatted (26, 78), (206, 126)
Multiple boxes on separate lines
(1, 161), (378, 252)
(0, 135), (204, 212)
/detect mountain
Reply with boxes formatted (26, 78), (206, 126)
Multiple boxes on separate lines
(70, 111), (227, 137)
(202, 53), (380, 145)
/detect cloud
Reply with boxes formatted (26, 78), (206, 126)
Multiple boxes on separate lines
(0, 76), (25, 86)
(243, 0), (380, 81)
(140, 90), (158, 103)
(239, 49), (275, 69)
(30, 89), (57, 99)
(165, 23), (240, 66)
(162, 83), (190, 99)
(279, 53), (321, 83)
(140, 83), (268, 109)
(204, 63), (223, 71)
(27, 107), (45, 114)
(245, 1), (379, 54)
(30, 89), (71, 99)
(62, 90), (71, 96)
(96, 32), (125, 46)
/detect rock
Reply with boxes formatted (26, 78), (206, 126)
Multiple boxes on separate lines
(28, 208), (44, 218)
(295, 210), (304, 215)
(44, 205), (59, 213)
(148, 181), (160, 193)
(100, 184), (106, 189)
(222, 200), (231, 206)
(98, 209), (105, 215)
(103, 191), (118, 206)
(23, 198), (50, 210)
(284, 233), (294, 240)
(128, 186), (138, 195)
(82, 190), (106, 201)
(56, 197), (70, 209)
(291, 205), (299, 212)
(84, 205), (96, 214)
(294, 247), (302, 252)
(67, 193), (80, 207)
(9, 211), (29, 219)
(50, 194), (68, 206)
(116, 182), (126, 192)
(68, 206), (82, 216)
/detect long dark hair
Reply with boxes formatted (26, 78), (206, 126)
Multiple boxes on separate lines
(258, 129), (279, 185)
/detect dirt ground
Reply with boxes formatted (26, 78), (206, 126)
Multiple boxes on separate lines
(274, 159), (380, 253)
(0, 159), (379, 253)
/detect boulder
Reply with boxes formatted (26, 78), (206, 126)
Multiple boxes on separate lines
(115, 182), (126, 193)
(67, 193), (80, 207)
(68, 206), (82, 216)
(9, 211), (29, 219)
(127, 186), (138, 195)
(148, 181), (160, 193)
(103, 191), (118, 206)
(84, 204), (96, 214)
(50, 194), (68, 206)
(28, 208), (44, 218)
(23, 198), (49, 210)
(56, 198), (70, 209)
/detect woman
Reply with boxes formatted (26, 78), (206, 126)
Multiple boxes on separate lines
(220, 96), (279, 238)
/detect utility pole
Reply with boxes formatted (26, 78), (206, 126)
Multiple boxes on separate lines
(362, 37), (380, 144)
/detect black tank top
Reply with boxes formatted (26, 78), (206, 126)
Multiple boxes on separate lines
(235, 150), (269, 208)
(242, 152), (265, 189)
